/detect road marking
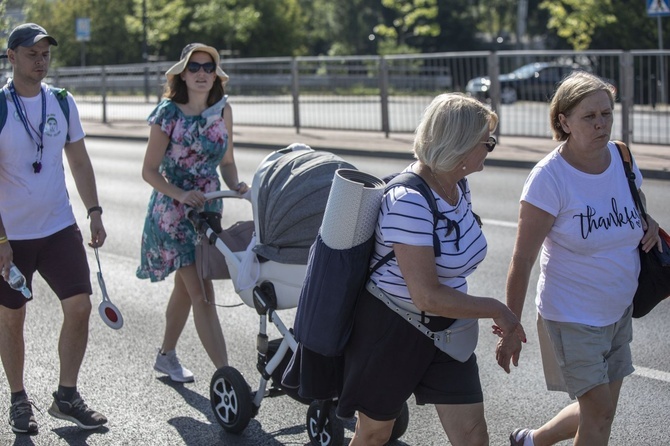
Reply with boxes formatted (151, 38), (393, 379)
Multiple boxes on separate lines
(633, 365), (670, 383)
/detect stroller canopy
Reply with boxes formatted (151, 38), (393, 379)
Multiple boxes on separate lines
(252, 145), (355, 265)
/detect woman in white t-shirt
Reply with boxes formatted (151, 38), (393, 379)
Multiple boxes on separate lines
(337, 93), (526, 446)
(498, 72), (662, 446)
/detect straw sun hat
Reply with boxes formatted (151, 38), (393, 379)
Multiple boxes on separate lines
(165, 43), (229, 85)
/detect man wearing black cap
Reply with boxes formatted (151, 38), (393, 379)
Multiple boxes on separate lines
(0, 23), (108, 434)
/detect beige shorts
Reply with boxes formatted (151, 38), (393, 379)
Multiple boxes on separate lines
(537, 306), (635, 399)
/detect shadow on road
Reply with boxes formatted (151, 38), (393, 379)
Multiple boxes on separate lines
(159, 376), (315, 445)
(51, 425), (110, 445)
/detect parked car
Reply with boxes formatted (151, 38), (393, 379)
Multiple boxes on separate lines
(466, 62), (580, 104)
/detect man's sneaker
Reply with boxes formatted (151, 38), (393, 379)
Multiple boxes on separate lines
(8, 398), (38, 435)
(48, 392), (107, 430)
(154, 349), (195, 383)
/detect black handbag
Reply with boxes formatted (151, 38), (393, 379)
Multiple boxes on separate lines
(615, 141), (670, 318)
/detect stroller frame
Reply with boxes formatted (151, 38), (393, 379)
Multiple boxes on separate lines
(189, 190), (347, 445)
(187, 145), (409, 445)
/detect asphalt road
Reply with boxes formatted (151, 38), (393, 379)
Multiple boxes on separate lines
(2, 139), (669, 445)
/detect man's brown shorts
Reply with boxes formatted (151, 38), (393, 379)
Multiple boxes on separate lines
(0, 224), (92, 309)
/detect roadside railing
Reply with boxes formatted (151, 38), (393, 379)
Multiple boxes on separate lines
(47, 50), (670, 146)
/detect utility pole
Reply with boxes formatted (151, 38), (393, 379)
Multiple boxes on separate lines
(142, 0), (148, 63)
(647, 0), (670, 105)
(142, 0), (149, 101)
(516, 0), (528, 50)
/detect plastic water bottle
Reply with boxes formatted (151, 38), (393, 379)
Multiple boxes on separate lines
(6, 264), (31, 299)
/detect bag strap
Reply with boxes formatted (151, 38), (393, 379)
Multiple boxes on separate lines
(0, 88), (8, 133)
(0, 86), (70, 140)
(366, 281), (455, 341)
(370, 172), (444, 275)
(613, 140), (648, 222)
(370, 172), (481, 275)
(49, 87), (70, 142)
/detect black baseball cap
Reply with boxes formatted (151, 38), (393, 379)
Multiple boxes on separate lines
(7, 23), (58, 50)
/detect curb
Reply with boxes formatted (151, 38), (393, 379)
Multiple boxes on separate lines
(86, 133), (670, 181)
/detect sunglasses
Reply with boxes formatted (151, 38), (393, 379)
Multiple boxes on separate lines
(186, 61), (216, 74)
(482, 136), (497, 152)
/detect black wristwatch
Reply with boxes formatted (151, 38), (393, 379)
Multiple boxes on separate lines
(87, 206), (103, 219)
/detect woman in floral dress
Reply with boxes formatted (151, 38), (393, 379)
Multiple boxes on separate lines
(137, 43), (249, 382)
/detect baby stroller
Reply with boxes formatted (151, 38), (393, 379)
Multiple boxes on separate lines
(187, 144), (409, 445)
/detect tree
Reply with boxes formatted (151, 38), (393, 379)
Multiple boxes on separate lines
(303, 0), (382, 56)
(236, 0), (306, 57)
(375, 0), (438, 54)
(539, 0), (616, 50)
(125, 0), (193, 61)
(0, 2), (7, 74)
(590, 0), (670, 50)
(189, 0), (260, 55)
(24, 0), (137, 66)
(125, 0), (306, 60)
(0, 0), (7, 35)
(432, 0), (481, 52)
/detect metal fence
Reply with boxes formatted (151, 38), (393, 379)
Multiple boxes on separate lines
(47, 50), (670, 145)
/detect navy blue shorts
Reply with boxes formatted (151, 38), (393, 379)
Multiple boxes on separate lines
(0, 224), (92, 309)
(336, 288), (483, 421)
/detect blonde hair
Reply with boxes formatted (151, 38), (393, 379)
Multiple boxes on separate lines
(549, 71), (615, 141)
(413, 93), (498, 172)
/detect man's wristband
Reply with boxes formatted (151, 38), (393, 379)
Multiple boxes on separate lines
(0, 236), (8, 244)
(87, 206), (103, 219)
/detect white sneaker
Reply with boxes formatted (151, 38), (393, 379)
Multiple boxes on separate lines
(154, 349), (195, 383)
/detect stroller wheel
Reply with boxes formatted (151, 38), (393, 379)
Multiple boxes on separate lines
(389, 401), (410, 442)
(306, 400), (344, 446)
(210, 366), (254, 433)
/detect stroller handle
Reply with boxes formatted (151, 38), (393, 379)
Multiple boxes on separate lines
(204, 190), (252, 201)
(187, 189), (252, 231)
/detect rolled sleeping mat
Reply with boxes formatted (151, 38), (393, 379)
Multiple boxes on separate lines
(320, 169), (386, 250)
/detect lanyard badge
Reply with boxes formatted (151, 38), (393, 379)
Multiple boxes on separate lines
(8, 81), (46, 174)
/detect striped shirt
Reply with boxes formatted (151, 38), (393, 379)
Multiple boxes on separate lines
(369, 173), (487, 306)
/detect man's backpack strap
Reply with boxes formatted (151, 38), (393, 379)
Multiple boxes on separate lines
(49, 87), (71, 142)
(0, 87), (9, 133)
(0, 85), (70, 141)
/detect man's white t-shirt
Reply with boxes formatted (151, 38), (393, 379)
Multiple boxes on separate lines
(0, 83), (85, 239)
(522, 142), (644, 326)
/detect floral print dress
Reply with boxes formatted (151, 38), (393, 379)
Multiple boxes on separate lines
(136, 97), (229, 282)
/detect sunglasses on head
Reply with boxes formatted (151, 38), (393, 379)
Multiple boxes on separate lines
(186, 61), (216, 74)
(482, 136), (497, 152)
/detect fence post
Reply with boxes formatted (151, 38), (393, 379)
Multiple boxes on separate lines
(619, 52), (633, 146)
(144, 65), (150, 102)
(487, 52), (501, 139)
(101, 65), (107, 124)
(486, 52), (500, 113)
(291, 57), (301, 134)
(380, 56), (390, 137)
(155, 65), (162, 103)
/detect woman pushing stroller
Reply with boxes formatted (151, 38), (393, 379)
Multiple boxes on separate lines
(136, 43), (249, 382)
